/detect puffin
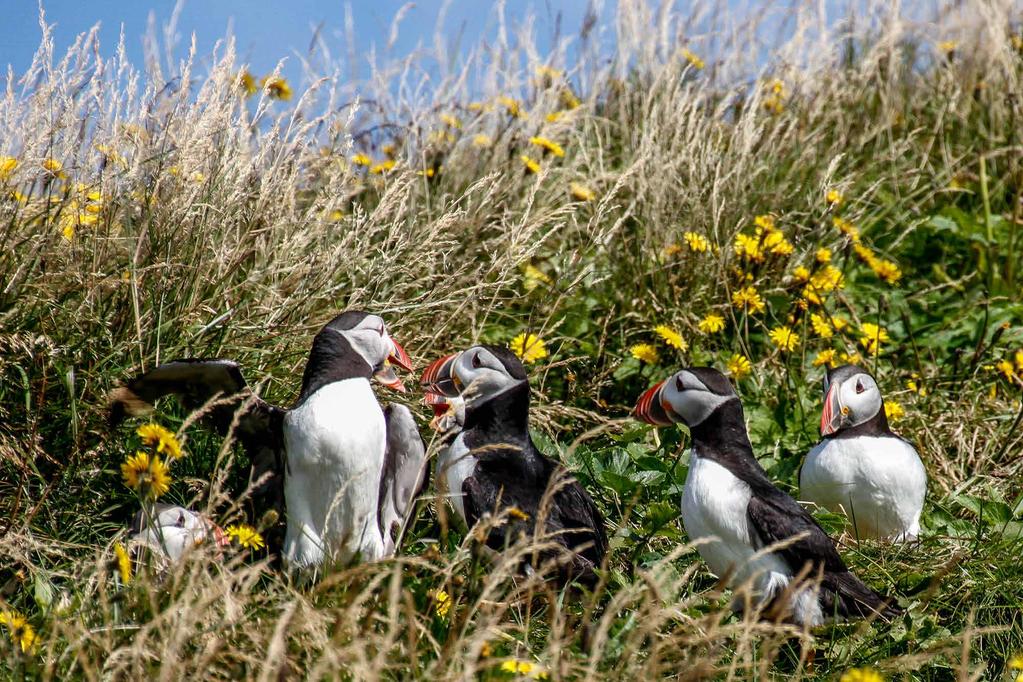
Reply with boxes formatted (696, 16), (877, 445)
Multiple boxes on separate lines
(800, 364), (927, 542)
(129, 504), (229, 564)
(109, 310), (425, 570)
(634, 367), (901, 626)
(420, 345), (608, 585)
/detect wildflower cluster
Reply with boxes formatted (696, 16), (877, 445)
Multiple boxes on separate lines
(630, 324), (688, 366)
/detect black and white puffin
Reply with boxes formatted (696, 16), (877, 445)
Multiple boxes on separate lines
(129, 504), (229, 564)
(109, 311), (425, 569)
(634, 367), (900, 625)
(420, 345), (608, 585)
(800, 364), (926, 542)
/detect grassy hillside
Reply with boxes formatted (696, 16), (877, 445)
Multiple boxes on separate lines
(2, 2), (1023, 678)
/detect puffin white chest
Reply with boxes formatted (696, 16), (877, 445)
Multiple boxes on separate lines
(437, 432), (477, 524)
(800, 435), (926, 540)
(282, 378), (386, 566)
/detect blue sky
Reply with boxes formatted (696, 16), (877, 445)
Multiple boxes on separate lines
(2, 1), (605, 86)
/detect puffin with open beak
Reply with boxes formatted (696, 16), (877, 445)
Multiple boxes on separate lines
(110, 311), (424, 570)
(635, 367), (901, 626)
(800, 365), (926, 542)
(421, 345), (608, 586)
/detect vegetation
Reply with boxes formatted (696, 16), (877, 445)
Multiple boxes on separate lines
(2, 1), (1023, 678)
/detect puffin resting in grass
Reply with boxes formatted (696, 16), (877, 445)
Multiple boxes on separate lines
(110, 311), (427, 571)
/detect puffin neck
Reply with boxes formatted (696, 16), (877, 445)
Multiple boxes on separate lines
(462, 380), (531, 438)
(296, 332), (374, 405)
(832, 407), (892, 439)
(687, 398), (757, 459)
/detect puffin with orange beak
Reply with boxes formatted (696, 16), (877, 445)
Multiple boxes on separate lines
(635, 367), (901, 626)
(800, 365), (926, 541)
(110, 311), (423, 570)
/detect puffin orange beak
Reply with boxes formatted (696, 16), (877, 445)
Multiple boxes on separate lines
(424, 390), (449, 418)
(820, 382), (845, 435)
(634, 379), (674, 426)
(389, 338), (413, 373)
(420, 353), (459, 397)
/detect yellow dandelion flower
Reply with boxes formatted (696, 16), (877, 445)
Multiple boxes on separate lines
(136, 423), (182, 459)
(560, 89), (581, 109)
(545, 110), (566, 123)
(261, 75), (292, 101)
(853, 242), (875, 264)
(871, 258), (902, 285)
(507, 506), (530, 521)
(473, 134), (493, 148)
(734, 233), (764, 262)
(727, 354), (752, 380)
(226, 523), (265, 550)
(810, 265), (844, 293)
(370, 159), (396, 175)
(884, 400), (904, 421)
(500, 660), (536, 675)
(433, 589), (452, 618)
(769, 326), (800, 352)
(529, 136), (565, 158)
(238, 71), (257, 97)
(42, 158), (63, 175)
(763, 230), (794, 256)
(684, 231), (709, 252)
(1008, 654), (1023, 670)
(681, 47), (705, 69)
(630, 343), (659, 364)
(439, 113), (462, 129)
(523, 264), (553, 292)
(0, 156), (18, 180)
(326, 208), (345, 222)
(351, 153), (372, 167)
(792, 265), (811, 283)
(839, 668), (885, 682)
(731, 285), (766, 314)
(498, 96), (524, 118)
(815, 247), (832, 264)
(832, 216), (860, 242)
(520, 155), (541, 174)
(840, 350), (863, 365)
(654, 325), (688, 352)
(0, 610), (36, 654)
(996, 359), (1016, 381)
(698, 313), (725, 334)
(1014, 349), (1023, 374)
(859, 323), (890, 355)
(510, 333), (548, 364)
(826, 189), (844, 206)
(813, 349), (837, 367)
(810, 313), (833, 339)
(938, 40), (958, 53)
(569, 182), (595, 201)
(754, 214), (776, 232)
(121, 451), (171, 500)
(115, 542), (132, 584)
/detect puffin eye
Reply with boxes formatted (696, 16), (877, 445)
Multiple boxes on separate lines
(675, 375), (684, 392)
(471, 352), (482, 369)
(855, 380), (865, 394)
(377, 325), (385, 336)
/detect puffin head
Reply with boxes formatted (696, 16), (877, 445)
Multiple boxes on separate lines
(421, 344), (526, 412)
(321, 310), (413, 391)
(820, 364), (885, 436)
(634, 367), (737, 428)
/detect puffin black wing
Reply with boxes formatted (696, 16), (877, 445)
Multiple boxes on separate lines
(378, 403), (429, 555)
(109, 359), (286, 551)
(746, 483), (901, 620)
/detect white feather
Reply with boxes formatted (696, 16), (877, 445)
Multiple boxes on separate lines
(800, 435), (926, 541)
(437, 432), (476, 525)
(682, 450), (822, 626)
(283, 378), (386, 568)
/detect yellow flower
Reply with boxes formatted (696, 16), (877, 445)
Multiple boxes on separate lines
(763, 230), (793, 256)
(351, 153), (372, 167)
(839, 668), (884, 682)
(996, 359), (1016, 381)
(498, 96), (524, 118)
(522, 264), (552, 291)
(535, 65), (563, 81)
(370, 160), (396, 175)
(906, 374), (927, 396)
(433, 589), (452, 618)
(1014, 350), (1023, 374)
(840, 350), (863, 365)
(507, 506), (530, 521)
(500, 660), (536, 675)
(136, 423), (182, 459)
(871, 258), (902, 285)
(731, 285), (766, 314)
(520, 155), (541, 174)
(560, 89), (581, 110)
(769, 326), (800, 352)
(42, 158), (63, 175)
(813, 349), (837, 367)
(529, 136), (565, 158)
(810, 313), (833, 339)
(792, 265), (811, 283)
(545, 111), (565, 123)
(467, 101), (488, 112)
(238, 71), (257, 97)
(1008, 654), (1023, 670)
(226, 524), (265, 550)
(727, 354), (752, 380)
(472, 134), (492, 148)
(0, 610), (36, 654)
(734, 233), (764, 262)
(261, 75), (292, 101)
(826, 189), (844, 206)
(510, 333), (548, 364)
(938, 40), (958, 53)
(439, 113), (462, 129)
(684, 231), (709, 252)
(115, 542), (132, 584)
(121, 451), (171, 500)
(754, 214), (776, 232)
(884, 400), (904, 421)
(698, 314), (725, 334)
(810, 265), (844, 293)
(654, 325), (688, 351)
(630, 344), (659, 364)
(815, 247), (832, 264)
(859, 323), (890, 355)
(833, 216), (860, 242)
(680, 47), (705, 69)
(569, 182), (595, 202)
(0, 156), (18, 180)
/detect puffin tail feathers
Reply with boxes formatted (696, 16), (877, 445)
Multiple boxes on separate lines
(831, 570), (903, 621)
